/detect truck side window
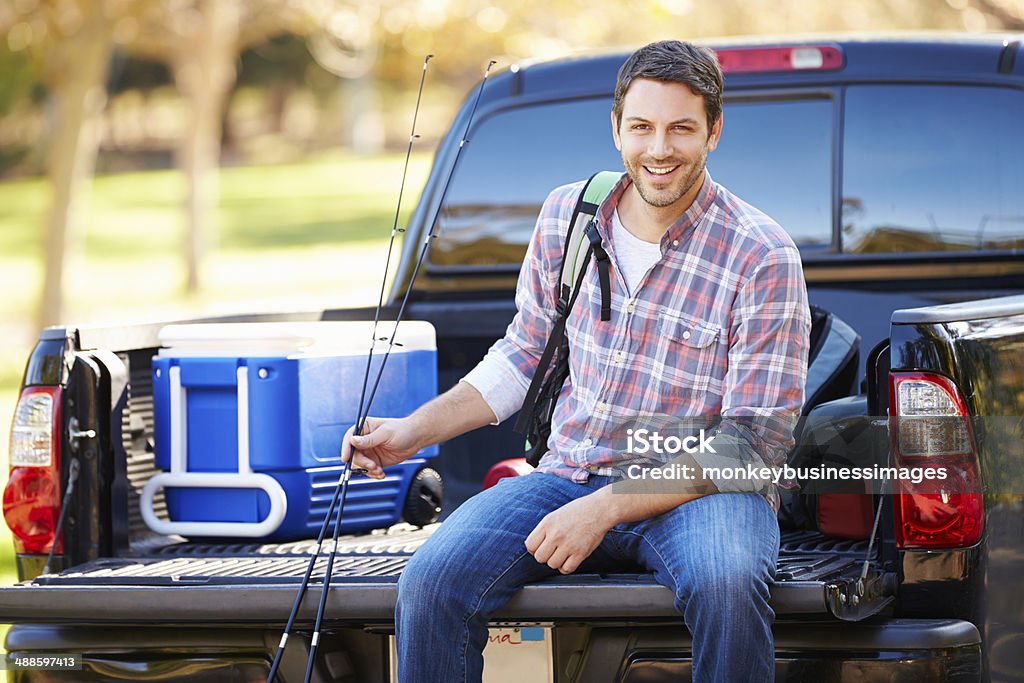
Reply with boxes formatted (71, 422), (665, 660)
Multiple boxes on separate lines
(842, 85), (1024, 254)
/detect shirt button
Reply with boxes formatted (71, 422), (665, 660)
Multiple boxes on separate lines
(582, 438), (593, 446)
(672, 239), (679, 247)
(626, 302), (635, 314)
(613, 351), (623, 363)
(682, 330), (691, 340)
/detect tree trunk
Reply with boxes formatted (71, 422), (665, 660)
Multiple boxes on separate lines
(340, 71), (384, 154)
(172, 0), (240, 295)
(36, 3), (113, 329)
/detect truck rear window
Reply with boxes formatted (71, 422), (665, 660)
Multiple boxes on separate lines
(429, 95), (834, 269)
(841, 85), (1024, 254)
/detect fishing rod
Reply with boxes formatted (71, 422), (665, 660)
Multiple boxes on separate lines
(267, 54), (434, 683)
(354, 53), (434, 434)
(355, 60), (497, 424)
(301, 58), (498, 683)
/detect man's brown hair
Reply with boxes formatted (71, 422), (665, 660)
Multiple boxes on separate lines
(613, 40), (723, 134)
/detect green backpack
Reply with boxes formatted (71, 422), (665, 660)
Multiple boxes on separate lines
(514, 171), (620, 467)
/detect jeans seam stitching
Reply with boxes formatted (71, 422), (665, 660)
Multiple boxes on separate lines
(613, 528), (685, 597)
(460, 549), (532, 682)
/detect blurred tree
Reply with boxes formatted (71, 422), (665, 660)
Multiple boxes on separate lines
(237, 35), (326, 138)
(1, 0), (123, 329)
(970, 0), (1024, 29)
(118, 0), (314, 294)
(5, 0), (1024, 326)
(307, 4), (384, 152)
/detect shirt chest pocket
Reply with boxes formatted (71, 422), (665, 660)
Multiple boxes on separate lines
(654, 313), (724, 397)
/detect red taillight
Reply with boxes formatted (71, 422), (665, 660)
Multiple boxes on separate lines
(716, 45), (843, 74)
(3, 386), (62, 554)
(3, 467), (61, 554)
(889, 373), (983, 549)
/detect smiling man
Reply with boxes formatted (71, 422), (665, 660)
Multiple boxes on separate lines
(342, 40), (810, 682)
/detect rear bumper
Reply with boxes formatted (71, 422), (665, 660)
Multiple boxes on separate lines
(572, 619), (982, 683)
(777, 618), (981, 682)
(5, 619), (981, 683)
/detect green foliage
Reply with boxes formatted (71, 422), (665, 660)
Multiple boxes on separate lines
(52, 151), (432, 260)
(237, 34), (325, 88)
(107, 51), (172, 94)
(0, 151), (430, 262)
(0, 44), (38, 115)
(0, 43), (42, 175)
(0, 176), (47, 255)
(216, 153), (428, 249)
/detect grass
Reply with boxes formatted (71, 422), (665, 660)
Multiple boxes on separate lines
(0, 150), (433, 593)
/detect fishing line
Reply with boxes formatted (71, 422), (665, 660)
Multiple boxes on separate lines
(268, 54), (434, 683)
(302, 59), (497, 683)
(355, 60), (497, 427)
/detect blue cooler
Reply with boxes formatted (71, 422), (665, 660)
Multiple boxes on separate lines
(144, 321), (439, 541)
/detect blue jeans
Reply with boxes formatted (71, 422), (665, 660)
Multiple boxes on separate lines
(396, 472), (779, 682)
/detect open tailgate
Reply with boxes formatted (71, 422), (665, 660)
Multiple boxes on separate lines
(0, 527), (892, 625)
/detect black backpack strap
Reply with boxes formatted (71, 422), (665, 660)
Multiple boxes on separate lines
(512, 172), (619, 463)
(586, 220), (611, 322)
(513, 245), (593, 438)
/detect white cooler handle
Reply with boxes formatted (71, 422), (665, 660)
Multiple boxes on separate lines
(141, 365), (288, 538)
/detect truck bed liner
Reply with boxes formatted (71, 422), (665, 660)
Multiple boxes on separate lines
(36, 527), (870, 586)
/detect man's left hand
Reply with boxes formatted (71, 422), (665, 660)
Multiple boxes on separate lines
(524, 494), (614, 575)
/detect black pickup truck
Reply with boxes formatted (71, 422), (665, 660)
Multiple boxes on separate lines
(2, 35), (1024, 682)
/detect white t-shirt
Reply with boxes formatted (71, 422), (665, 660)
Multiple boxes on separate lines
(610, 208), (662, 296)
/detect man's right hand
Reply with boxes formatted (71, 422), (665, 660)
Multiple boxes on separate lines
(341, 417), (425, 480)
(339, 381), (498, 479)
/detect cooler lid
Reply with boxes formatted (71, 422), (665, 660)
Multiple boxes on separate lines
(157, 321), (436, 357)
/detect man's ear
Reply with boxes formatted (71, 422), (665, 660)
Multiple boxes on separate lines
(610, 110), (622, 151)
(707, 113), (723, 153)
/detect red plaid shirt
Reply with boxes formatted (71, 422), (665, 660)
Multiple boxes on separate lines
(472, 171), (810, 501)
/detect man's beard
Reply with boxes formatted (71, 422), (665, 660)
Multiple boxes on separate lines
(626, 146), (708, 209)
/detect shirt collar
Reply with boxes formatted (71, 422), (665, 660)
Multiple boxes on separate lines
(596, 169), (718, 250)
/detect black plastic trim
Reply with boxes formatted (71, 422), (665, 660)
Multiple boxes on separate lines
(39, 327), (72, 342)
(23, 337), (69, 387)
(685, 618), (980, 651)
(998, 40), (1020, 74)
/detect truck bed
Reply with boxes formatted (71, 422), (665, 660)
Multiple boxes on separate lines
(0, 335), (893, 626)
(0, 526), (878, 625)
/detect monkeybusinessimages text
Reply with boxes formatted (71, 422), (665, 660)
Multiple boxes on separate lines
(624, 428), (949, 485)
